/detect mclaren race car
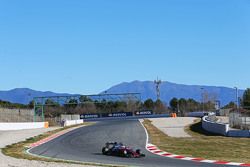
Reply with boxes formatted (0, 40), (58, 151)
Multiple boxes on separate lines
(102, 142), (145, 158)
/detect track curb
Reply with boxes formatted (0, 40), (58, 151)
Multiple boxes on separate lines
(139, 120), (250, 167)
(26, 124), (127, 167)
(146, 143), (250, 166)
(28, 127), (79, 148)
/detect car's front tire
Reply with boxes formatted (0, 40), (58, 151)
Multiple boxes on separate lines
(140, 153), (146, 157)
(126, 153), (133, 158)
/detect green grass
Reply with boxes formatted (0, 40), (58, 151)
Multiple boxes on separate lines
(1, 123), (126, 167)
(143, 119), (250, 163)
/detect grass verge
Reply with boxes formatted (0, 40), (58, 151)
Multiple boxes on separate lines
(143, 119), (250, 163)
(2, 123), (125, 167)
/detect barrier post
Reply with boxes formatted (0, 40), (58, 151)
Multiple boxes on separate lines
(44, 122), (49, 128)
(41, 105), (45, 122)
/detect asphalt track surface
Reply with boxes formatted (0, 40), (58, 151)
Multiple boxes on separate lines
(30, 120), (237, 167)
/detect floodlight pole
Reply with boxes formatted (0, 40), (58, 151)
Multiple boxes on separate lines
(41, 105), (44, 122)
(154, 78), (162, 100)
(201, 87), (204, 112)
(234, 87), (239, 110)
(33, 103), (36, 122)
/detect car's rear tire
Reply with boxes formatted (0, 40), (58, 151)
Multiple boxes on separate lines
(123, 150), (127, 156)
(126, 153), (133, 158)
(136, 149), (141, 154)
(102, 147), (109, 155)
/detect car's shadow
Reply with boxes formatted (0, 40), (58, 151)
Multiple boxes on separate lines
(92, 152), (132, 159)
(93, 153), (103, 156)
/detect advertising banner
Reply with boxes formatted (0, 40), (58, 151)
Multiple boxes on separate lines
(101, 112), (133, 118)
(135, 110), (153, 115)
(80, 114), (100, 119)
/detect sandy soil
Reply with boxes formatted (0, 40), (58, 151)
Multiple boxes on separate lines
(148, 117), (197, 137)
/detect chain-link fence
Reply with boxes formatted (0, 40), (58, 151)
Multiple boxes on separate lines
(0, 108), (43, 122)
(229, 110), (250, 130)
(217, 109), (231, 116)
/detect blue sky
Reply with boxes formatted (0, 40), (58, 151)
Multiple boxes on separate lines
(0, 0), (249, 94)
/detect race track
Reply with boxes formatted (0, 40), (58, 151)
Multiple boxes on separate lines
(30, 120), (236, 167)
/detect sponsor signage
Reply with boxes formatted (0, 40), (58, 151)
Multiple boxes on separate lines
(135, 110), (153, 115)
(80, 114), (100, 119)
(102, 112), (133, 118)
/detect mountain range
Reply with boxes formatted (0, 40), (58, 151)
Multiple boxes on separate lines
(104, 81), (244, 106)
(0, 81), (244, 106)
(0, 88), (71, 104)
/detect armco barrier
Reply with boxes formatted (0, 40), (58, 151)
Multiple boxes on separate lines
(0, 122), (49, 131)
(227, 130), (250, 137)
(202, 116), (250, 137)
(64, 120), (83, 127)
(202, 116), (229, 136)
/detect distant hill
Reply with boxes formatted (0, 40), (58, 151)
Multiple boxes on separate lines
(0, 88), (71, 104)
(103, 81), (244, 106)
(0, 81), (245, 106)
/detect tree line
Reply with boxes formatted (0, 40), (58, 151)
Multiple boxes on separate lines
(1, 88), (250, 117)
(40, 96), (169, 118)
(169, 97), (215, 116)
(222, 88), (250, 111)
(0, 100), (33, 109)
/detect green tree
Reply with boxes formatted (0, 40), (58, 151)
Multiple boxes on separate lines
(106, 101), (115, 113)
(28, 100), (35, 108)
(0, 100), (27, 109)
(154, 99), (167, 114)
(114, 101), (127, 112)
(79, 95), (92, 103)
(243, 88), (250, 109)
(65, 99), (78, 109)
(95, 100), (106, 113)
(45, 99), (59, 107)
(222, 101), (236, 109)
(186, 98), (199, 112)
(178, 98), (187, 116)
(169, 98), (178, 111)
(143, 99), (154, 110)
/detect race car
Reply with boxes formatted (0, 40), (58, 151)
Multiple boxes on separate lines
(102, 142), (145, 158)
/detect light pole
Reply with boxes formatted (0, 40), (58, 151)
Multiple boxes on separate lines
(234, 87), (239, 109)
(201, 87), (204, 112)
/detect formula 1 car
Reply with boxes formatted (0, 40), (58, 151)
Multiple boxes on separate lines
(102, 142), (145, 158)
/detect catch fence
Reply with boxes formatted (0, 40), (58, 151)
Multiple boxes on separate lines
(229, 110), (250, 130)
